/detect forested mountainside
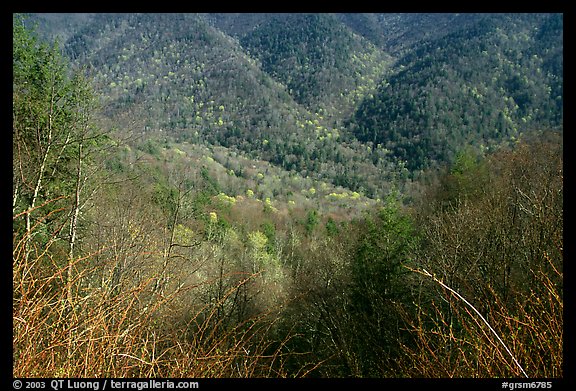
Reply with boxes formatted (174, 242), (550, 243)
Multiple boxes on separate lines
(336, 13), (487, 54)
(14, 13), (563, 379)
(25, 12), (563, 196)
(348, 13), (563, 170)
(238, 13), (391, 114)
(55, 13), (396, 197)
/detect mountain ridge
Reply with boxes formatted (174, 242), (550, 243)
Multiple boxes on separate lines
(26, 12), (563, 198)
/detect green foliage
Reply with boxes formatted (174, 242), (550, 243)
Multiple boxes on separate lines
(260, 221), (276, 255)
(247, 230), (268, 252)
(152, 182), (178, 219)
(434, 146), (490, 208)
(325, 217), (339, 236)
(239, 13), (388, 113)
(351, 195), (416, 312)
(13, 13), (99, 242)
(140, 139), (161, 156)
(16, 13), (563, 379)
(28, 13), (562, 199)
(200, 166), (221, 195)
(205, 211), (230, 242)
(344, 195), (418, 375)
(247, 229), (279, 273)
(173, 224), (195, 246)
(304, 209), (319, 236)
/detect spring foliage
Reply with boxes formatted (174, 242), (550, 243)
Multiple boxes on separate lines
(13, 14), (563, 378)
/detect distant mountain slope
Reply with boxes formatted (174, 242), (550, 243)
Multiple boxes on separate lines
(338, 13), (487, 54)
(26, 12), (563, 197)
(23, 13), (93, 45)
(50, 13), (398, 197)
(238, 13), (391, 117)
(201, 13), (275, 37)
(63, 14), (306, 137)
(347, 13), (563, 171)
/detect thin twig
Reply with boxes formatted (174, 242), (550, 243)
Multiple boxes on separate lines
(407, 265), (529, 378)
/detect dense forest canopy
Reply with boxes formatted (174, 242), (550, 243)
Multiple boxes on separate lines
(24, 12), (563, 197)
(13, 13), (563, 379)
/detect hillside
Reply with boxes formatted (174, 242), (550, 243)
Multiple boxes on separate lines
(13, 13), (564, 379)
(337, 13), (487, 54)
(347, 13), (563, 171)
(24, 13), (563, 196)
(238, 13), (391, 116)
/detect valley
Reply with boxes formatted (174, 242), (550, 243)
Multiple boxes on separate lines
(13, 13), (563, 379)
